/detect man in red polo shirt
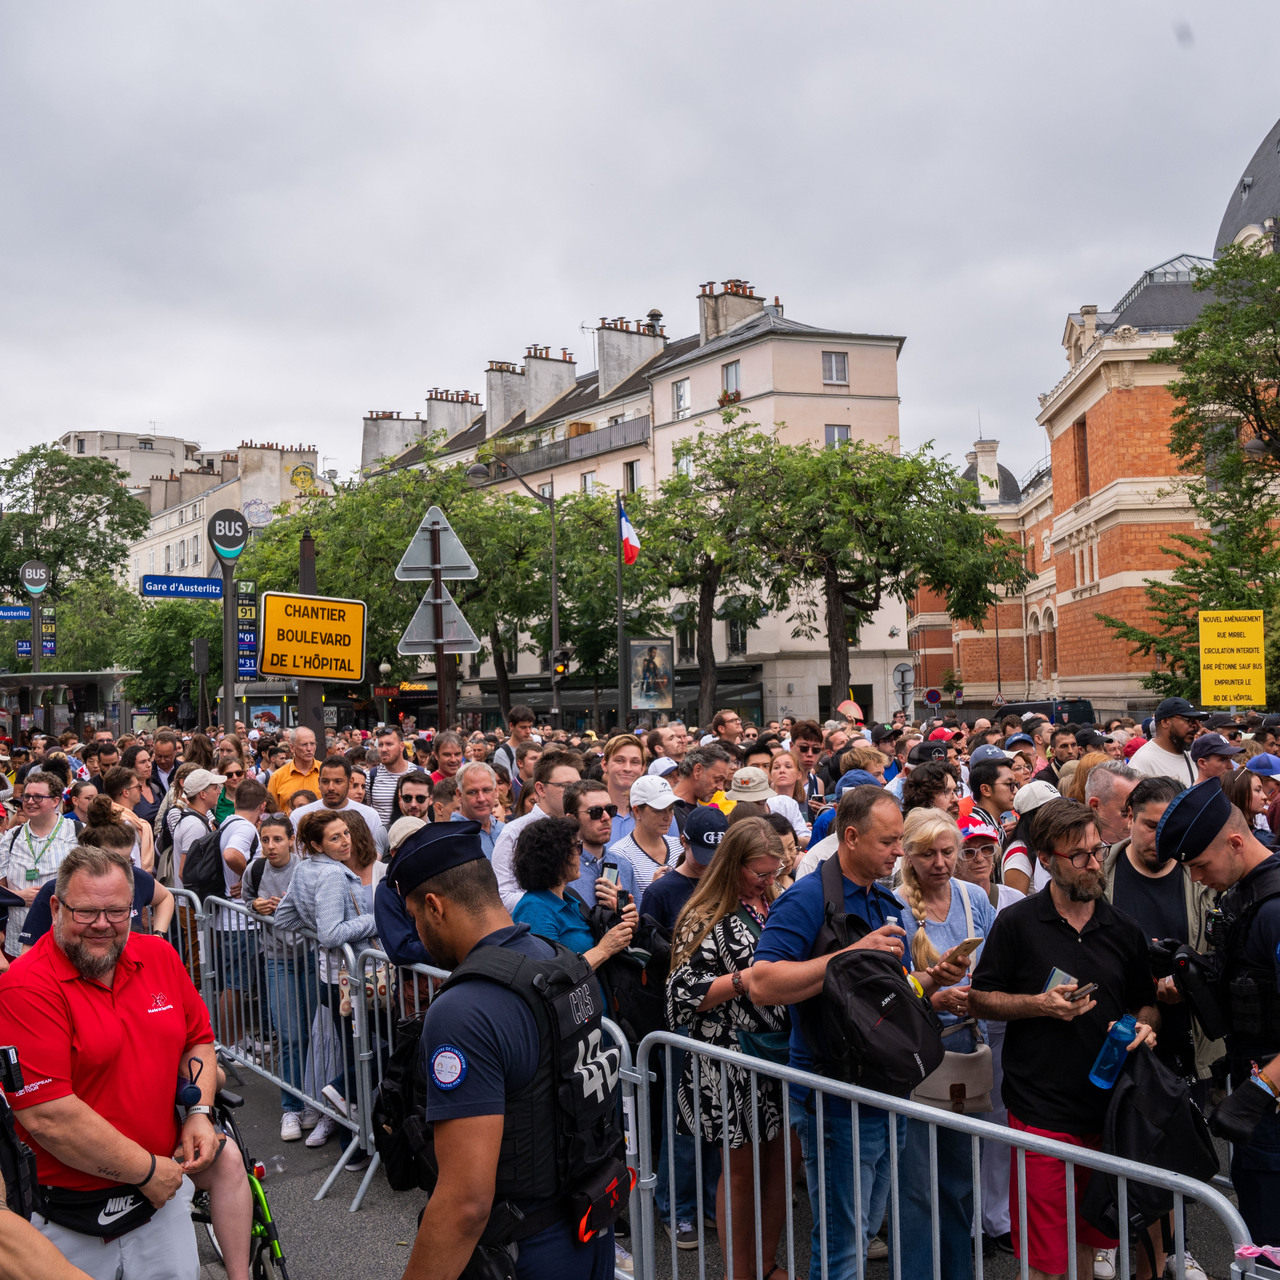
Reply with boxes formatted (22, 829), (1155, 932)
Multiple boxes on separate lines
(0, 844), (251, 1280)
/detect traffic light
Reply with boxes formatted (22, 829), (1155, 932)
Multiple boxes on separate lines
(551, 649), (570, 685)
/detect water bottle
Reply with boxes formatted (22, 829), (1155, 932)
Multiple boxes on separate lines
(264, 1155), (287, 1177)
(1088, 1014), (1137, 1089)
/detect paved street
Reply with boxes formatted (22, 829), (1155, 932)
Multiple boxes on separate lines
(202, 1063), (1245, 1280)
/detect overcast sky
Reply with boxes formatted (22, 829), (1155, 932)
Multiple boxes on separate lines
(2, 2), (1275, 485)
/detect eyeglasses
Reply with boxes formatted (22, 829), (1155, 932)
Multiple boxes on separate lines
(960, 843), (998, 861)
(63, 905), (131, 924)
(400, 794), (430, 806)
(583, 804), (619, 821)
(22, 794), (53, 805)
(746, 864), (782, 883)
(1051, 844), (1108, 869)
(796, 744), (820, 755)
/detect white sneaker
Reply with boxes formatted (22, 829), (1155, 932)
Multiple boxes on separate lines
(613, 1241), (633, 1275)
(866, 1236), (889, 1261)
(305, 1115), (338, 1148)
(280, 1112), (303, 1142)
(299, 1108), (320, 1131)
(1168, 1254), (1208, 1280)
(1094, 1248), (1117, 1280)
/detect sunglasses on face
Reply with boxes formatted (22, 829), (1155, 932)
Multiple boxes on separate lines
(224, 770), (244, 780)
(583, 804), (619, 821)
(401, 793), (430, 805)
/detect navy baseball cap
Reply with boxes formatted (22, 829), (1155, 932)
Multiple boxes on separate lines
(1246, 753), (1280, 778)
(969, 744), (1011, 765)
(1154, 778), (1231, 863)
(907, 742), (948, 766)
(683, 806), (728, 865)
(1154, 697), (1207, 722)
(1004, 733), (1035, 750)
(835, 768), (884, 797)
(1189, 733), (1243, 762)
(386, 819), (486, 898)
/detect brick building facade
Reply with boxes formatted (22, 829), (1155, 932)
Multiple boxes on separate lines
(907, 255), (1210, 719)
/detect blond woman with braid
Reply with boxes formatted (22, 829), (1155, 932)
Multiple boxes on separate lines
(893, 807), (998, 1280)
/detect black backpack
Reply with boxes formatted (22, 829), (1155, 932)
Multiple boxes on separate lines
(570, 891), (672, 1048)
(802, 853), (945, 1097)
(1081, 1046), (1218, 1247)
(183, 818), (258, 905)
(0, 1049), (38, 1219)
(371, 1015), (433, 1192)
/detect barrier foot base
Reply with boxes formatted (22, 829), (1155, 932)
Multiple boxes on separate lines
(349, 1150), (381, 1212)
(313, 1132), (362, 1202)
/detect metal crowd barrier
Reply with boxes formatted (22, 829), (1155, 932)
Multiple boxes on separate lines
(201, 896), (367, 1202)
(633, 1030), (1257, 1280)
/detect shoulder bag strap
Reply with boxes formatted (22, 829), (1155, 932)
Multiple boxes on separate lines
(957, 882), (984, 1044)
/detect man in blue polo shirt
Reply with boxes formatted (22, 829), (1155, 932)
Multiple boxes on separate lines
(752, 786), (970, 1278)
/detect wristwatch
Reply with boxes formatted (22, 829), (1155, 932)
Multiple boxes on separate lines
(184, 1105), (215, 1119)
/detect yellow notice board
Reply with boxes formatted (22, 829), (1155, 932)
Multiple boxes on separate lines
(1198, 610), (1266, 706)
(258, 592), (367, 682)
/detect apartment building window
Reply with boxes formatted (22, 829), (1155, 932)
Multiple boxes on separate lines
(581, 471), (596, 496)
(191, 534), (200, 564)
(672, 378), (691, 420)
(75, 438), (85, 454)
(504, 634), (519, 673)
(822, 351), (849, 385)
(148, 549), (156, 572)
(177, 540), (187, 569)
(676, 453), (694, 479)
(178, 508), (185, 525)
(164, 544), (171, 572)
(539, 651), (550, 672)
(677, 624), (696, 664)
(824, 424), (851, 449)
(722, 360), (741, 396)
(608, 414), (624, 427)
(537, 482), (552, 500)
(139, 439), (153, 451)
(468, 656), (482, 679)
(1073, 418), (1090, 497)
(623, 460), (640, 494)
(727, 618), (748, 657)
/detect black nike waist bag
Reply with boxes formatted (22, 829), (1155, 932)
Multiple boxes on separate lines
(40, 1183), (158, 1238)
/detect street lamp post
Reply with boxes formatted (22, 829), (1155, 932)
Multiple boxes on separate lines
(468, 461), (562, 729)
(378, 659), (392, 727)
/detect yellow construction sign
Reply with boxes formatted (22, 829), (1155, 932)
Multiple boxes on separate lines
(1198, 610), (1266, 707)
(258, 592), (367, 683)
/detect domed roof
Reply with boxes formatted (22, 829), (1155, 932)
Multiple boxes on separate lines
(1216, 117), (1280, 253)
(960, 460), (1022, 504)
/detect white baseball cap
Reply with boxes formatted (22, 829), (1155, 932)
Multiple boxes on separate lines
(647, 756), (678, 777)
(631, 775), (677, 810)
(183, 768), (227, 796)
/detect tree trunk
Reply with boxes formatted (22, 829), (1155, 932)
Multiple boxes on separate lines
(696, 560), (723, 730)
(824, 560), (852, 716)
(490, 621), (512, 722)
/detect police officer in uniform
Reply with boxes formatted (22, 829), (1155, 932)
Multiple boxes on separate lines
(389, 821), (625, 1280)
(1154, 777), (1280, 1244)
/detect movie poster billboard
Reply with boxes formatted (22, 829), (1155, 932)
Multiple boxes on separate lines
(630, 639), (673, 711)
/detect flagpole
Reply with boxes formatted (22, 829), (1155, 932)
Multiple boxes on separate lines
(616, 489), (628, 735)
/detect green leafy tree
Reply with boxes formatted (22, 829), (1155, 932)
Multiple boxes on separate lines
(0, 445), (150, 597)
(1098, 241), (1280, 703)
(648, 415), (797, 727)
(55, 576), (145, 671)
(118, 600), (224, 711)
(765, 436), (1030, 707)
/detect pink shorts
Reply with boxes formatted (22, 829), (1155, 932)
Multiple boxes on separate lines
(1008, 1112), (1118, 1275)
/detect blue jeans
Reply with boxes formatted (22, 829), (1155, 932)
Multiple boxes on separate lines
(264, 953), (316, 1112)
(899, 1118), (974, 1280)
(655, 1127), (721, 1227)
(796, 1105), (904, 1280)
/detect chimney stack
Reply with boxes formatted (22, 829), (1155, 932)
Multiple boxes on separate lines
(698, 278), (767, 344)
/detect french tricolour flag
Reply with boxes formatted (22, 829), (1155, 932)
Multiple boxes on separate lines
(620, 504), (641, 566)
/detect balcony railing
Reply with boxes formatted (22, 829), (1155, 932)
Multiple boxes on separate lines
(487, 416), (651, 477)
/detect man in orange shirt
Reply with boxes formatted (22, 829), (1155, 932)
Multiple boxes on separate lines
(266, 728), (320, 809)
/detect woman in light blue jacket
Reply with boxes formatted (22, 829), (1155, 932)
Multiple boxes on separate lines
(275, 808), (376, 1152)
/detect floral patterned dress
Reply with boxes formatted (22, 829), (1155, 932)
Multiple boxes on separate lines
(667, 907), (788, 1147)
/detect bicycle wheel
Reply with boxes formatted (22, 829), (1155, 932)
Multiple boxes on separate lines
(252, 1236), (285, 1280)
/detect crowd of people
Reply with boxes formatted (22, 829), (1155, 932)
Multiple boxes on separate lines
(0, 696), (1278, 1280)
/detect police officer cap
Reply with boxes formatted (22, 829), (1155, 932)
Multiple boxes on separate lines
(1154, 778), (1232, 864)
(386, 819), (486, 898)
